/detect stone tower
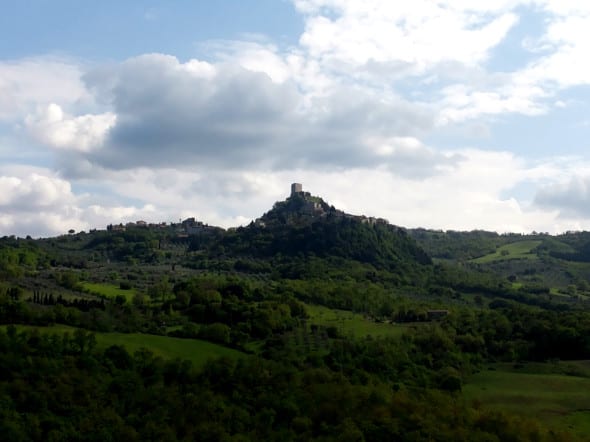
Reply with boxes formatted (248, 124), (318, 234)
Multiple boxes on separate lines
(291, 183), (303, 196)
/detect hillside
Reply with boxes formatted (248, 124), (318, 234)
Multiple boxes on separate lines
(0, 188), (590, 439)
(409, 228), (590, 303)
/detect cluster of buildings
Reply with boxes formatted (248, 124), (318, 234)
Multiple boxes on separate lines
(107, 221), (168, 232)
(288, 183), (389, 226)
(104, 182), (390, 235)
(180, 218), (217, 236)
(106, 218), (216, 237)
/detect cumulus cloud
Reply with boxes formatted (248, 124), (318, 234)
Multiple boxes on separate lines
(18, 2), (585, 179)
(82, 54), (300, 169)
(70, 53), (438, 174)
(25, 103), (116, 152)
(363, 136), (462, 178)
(437, 79), (549, 124)
(534, 175), (590, 217)
(0, 151), (585, 238)
(201, 40), (293, 84)
(0, 168), (167, 237)
(4, 1), (590, 237)
(0, 171), (82, 237)
(0, 173), (75, 211)
(44, 149), (581, 235)
(0, 57), (91, 122)
(287, 1), (590, 125)
(294, 1), (519, 69)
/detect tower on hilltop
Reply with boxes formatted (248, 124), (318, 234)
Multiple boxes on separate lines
(291, 183), (303, 196)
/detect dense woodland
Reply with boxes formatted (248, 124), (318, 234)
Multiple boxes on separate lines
(1, 192), (590, 440)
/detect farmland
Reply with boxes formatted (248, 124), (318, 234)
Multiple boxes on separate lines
(470, 240), (542, 264)
(3, 324), (244, 368)
(305, 304), (409, 338)
(463, 363), (590, 438)
(81, 282), (138, 302)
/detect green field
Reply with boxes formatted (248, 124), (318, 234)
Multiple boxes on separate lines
(3, 324), (244, 368)
(81, 282), (138, 302)
(471, 240), (542, 263)
(463, 364), (590, 438)
(306, 304), (409, 338)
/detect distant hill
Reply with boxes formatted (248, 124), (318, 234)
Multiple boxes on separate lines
(217, 189), (432, 269)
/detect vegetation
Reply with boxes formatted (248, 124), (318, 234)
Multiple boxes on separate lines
(470, 240), (542, 263)
(305, 304), (409, 339)
(0, 191), (589, 440)
(3, 324), (244, 368)
(81, 282), (138, 303)
(464, 364), (590, 438)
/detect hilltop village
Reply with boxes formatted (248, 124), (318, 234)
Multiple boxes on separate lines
(105, 183), (389, 237)
(106, 218), (218, 238)
(254, 183), (389, 228)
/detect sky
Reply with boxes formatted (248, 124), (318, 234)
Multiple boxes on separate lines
(2, 0), (590, 237)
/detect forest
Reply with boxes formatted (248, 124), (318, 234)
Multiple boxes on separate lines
(1, 191), (590, 441)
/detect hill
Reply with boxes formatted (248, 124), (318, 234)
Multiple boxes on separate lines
(409, 228), (590, 302)
(1, 185), (590, 439)
(217, 189), (431, 269)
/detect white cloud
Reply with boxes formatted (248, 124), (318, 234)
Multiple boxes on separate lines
(61, 53), (437, 174)
(26, 103), (116, 152)
(202, 40), (292, 83)
(47, 149), (583, 235)
(505, 1), (590, 100)
(0, 57), (91, 122)
(0, 171), (81, 237)
(534, 168), (590, 218)
(537, 0), (590, 16)
(4, 1), (590, 237)
(273, 151), (577, 234)
(0, 167), (168, 237)
(288, 1), (590, 125)
(0, 173), (74, 210)
(0, 149), (587, 237)
(295, 1), (519, 69)
(437, 80), (548, 124)
(288, 0), (562, 126)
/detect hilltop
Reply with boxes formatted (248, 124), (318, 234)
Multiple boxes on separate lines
(217, 183), (431, 269)
(255, 183), (388, 228)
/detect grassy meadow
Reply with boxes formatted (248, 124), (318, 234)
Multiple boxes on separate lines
(463, 363), (590, 438)
(305, 304), (409, 339)
(81, 282), (138, 302)
(471, 240), (542, 264)
(3, 324), (244, 368)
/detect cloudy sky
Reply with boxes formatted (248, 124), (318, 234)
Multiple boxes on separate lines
(2, 0), (590, 237)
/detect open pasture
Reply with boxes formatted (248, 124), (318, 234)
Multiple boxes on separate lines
(305, 304), (409, 339)
(81, 282), (138, 302)
(471, 240), (541, 264)
(3, 324), (244, 368)
(464, 364), (590, 438)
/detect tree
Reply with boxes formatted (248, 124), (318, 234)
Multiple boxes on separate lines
(147, 276), (171, 303)
(132, 292), (147, 308)
(198, 323), (231, 344)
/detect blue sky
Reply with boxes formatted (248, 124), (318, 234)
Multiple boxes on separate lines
(0, 1), (302, 60)
(2, 0), (590, 236)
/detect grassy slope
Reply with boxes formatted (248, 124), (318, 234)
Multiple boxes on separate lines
(471, 240), (542, 264)
(81, 282), (137, 302)
(306, 304), (408, 339)
(3, 324), (244, 368)
(463, 364), (590, 438)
